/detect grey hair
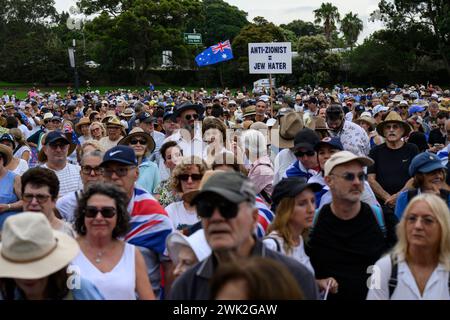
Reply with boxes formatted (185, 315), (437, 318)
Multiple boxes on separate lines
(81, 150), (104, 165)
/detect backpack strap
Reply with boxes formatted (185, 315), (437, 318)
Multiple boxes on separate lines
(264, 237), (281, 252)
(370, 205), (387, 238)
(388, 254), (398, 298)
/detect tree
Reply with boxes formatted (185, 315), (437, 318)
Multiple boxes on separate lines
(373, 0), (450, 77)
(314, 2), (341, 43)
(199, 0), (249, 46)
(340, 12), (363, 50)
(280, 20), (322, 38)
(294, 35), (341, 85)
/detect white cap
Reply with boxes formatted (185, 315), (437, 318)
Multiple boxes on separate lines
(166, 230), (211, 263)
(372, 104), (389, 116)
(324, 151), (374, 177)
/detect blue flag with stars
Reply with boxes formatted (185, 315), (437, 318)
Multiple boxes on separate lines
(195, 40), (234, 67)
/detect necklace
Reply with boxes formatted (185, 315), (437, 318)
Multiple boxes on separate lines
(95, 250), (105, 264)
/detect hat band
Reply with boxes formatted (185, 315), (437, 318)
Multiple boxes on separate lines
(1, 238), (58, 264)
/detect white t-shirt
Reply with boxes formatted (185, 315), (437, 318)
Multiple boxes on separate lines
(165, 200), (200, 231)
(42, 163), (83, 197)
(14, 145), (31, 160)
(56, 190), (80, 223)
(12, 159), (29, 176)
(263, 231), (315, 275)
(18, 124), (31, 139)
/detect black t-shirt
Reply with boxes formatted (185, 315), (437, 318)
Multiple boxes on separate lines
(306, 203), (391, 300)
(368, 143), (419, 195)
(428, 128), (446, 145)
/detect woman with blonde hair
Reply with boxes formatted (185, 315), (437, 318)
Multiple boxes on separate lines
(367, 193), (450, 300)
(89, 121), (106, 141)
(9, 128), (31, 162)
(263, 177), (338, 296)
(165, 156), (206, 232)
(80, 140), (106, 157)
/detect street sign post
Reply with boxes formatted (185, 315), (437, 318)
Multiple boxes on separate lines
(184, 33), (202, 45)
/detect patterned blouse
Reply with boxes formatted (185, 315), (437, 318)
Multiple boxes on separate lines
(155, 179), (181, 208)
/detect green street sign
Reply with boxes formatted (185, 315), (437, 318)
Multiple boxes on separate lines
(184, 33), (202, 45)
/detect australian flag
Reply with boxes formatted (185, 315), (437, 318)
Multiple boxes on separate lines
(195, 40), (234, 67)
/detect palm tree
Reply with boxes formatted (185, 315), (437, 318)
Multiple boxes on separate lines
(340, 12), (363, 50)
(313, 2), (340, 43)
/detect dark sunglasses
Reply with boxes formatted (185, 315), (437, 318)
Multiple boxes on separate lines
(103, 166), (135, 178)
(178, 173), (203, 181)
(196, 197), (238, 220)
(185, 114), (199, 121)
(294, 150), (315, 157)
(81, 165), (104, 175)
(85, 206), (117, 218)
(49, 143), (69, 150)
(332, 172), (367, 182)
(130, 138), (147, 145)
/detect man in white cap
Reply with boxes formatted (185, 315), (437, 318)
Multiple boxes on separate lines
(306, 151), (397, 301)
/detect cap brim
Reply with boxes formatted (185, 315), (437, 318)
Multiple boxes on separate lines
(314, 141), (343, 151)
(100, 159), (137, 167)
(0, 231), (79, 279)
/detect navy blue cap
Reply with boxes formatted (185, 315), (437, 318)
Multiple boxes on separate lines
(409, 152), (446, 176)
(314, 137), (344, 151)
(355, 105), (365, 112)
(101, 145), (138, 167)
(163, 111), (175, 121)
(408, 105), (426, 116)
(44, 131), (70, 145)
(271, 177), (322, 207)
(137, 112), (157, 123)
(0, 133), (16, 149)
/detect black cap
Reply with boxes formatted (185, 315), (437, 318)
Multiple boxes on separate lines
(293, 128), (320, 151)
(44, 131), (70, 145)
(137, 112), (157, 124)
(271, 177), (322, 207)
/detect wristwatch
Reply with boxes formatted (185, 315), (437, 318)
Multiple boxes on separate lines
(7, 204), (11, 210)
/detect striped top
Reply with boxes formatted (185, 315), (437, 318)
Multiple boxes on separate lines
(42, 162), (83, 197)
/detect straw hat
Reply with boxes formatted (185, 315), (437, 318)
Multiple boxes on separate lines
(243, 105), (256, 117)
(314, 117), (328, 131)
(38, 131), (77, 163)
(105, 116), (124, 128)
(118, 127), (155, 154)
(355, 115), (376, 130)
(120, 108), (134, 118)
(0, 143), (13, 166)
(74, 117), (91, 135)
(0, 212), (79, 279)
(376, 111), (412, 138)
(272, 111), (304, 149)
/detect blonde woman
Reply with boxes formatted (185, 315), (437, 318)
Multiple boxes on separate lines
(367, 193), (450, 300)
(263, 177), (338, 295)
(80, 140), (106, 157)
(89, 121), (106, 141)
(9, 128), (31, 162)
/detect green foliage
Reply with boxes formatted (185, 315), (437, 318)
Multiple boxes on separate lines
(313, 2), (340, 42)
(340, 12), (363, 49)
(280, 20), (323, 37)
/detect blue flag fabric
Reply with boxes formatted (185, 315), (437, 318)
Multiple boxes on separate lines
(195, 40), (234, 67)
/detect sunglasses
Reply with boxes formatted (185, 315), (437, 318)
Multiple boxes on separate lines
(196, 197), (238, 220)
(385, 124), (401, 130)
(178, 173), (203, 181)
(94, 117), (102, 121)
(130, 138), (147, 145)
(185, 114), (199, 121)
(294, 150), (315, 157)
(48, 143), (69, 150)
(85, 206), (117, 218)
(23, 193), (51, 203)
(103, 166), (135, 178)
(81, 165), (104, 175)
(332, 172), (367, 182)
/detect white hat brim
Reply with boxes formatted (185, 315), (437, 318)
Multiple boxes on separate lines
(0, 231), (79, 279)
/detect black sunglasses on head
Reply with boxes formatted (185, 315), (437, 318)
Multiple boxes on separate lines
(196, 196), (238, 220)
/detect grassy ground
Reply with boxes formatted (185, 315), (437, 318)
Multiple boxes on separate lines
(0, 82), (232, 99)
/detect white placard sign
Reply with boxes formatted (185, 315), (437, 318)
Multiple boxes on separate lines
(248, 42), (292, 74)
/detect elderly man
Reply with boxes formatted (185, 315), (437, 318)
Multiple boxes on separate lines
(100, 145), (173, 298)
(165, 102), (204, 158)
(169, 171), (319, 300)
(40, 131), (82, 197)
(99, 116), (125, 150)
(56, 150), (104, 223)
(325, 105), (370, 156)
(368, 111), (419, 208)
(306, 151), (397, 300)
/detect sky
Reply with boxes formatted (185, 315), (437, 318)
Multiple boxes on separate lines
(54, 0), (385, 43)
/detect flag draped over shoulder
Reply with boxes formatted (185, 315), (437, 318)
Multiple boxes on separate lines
(125, 188), (173, 254)
(255, 196), (275, 238)
(195, 40), (234, 67)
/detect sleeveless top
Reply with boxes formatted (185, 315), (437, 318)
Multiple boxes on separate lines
(0, 171), (19, 229)
(71, 242), (136, 300)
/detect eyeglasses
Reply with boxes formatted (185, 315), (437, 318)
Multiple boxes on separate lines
(406, 214), (436, 226)
(103, 166), (135, 178)
(85, 206), (117, 218)
(48, 143), (69, 150)
(178, 173), (203, 181)
(81, 165), (104, 175)
(385, 124), (401, 130)
(331, 172), (367, 182)
(23, 193), (51, 203)
(196, 197), (238, 220)
(184, 114), (199, 121)
(95, 117), (101, 121)
(91, 127), (101, 132)
(294, 150), (315, 158)
(130, 138), (147, 145)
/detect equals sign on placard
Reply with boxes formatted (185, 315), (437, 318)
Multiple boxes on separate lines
(268, 55), (272, 61)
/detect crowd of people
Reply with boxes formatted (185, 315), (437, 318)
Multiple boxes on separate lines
(0, 83), (449, 300)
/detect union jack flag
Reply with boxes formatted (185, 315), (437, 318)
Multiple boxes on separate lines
(125, 187), (173, 254)
(255, 196), (275, 238)
(211, 40), (231, 54)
